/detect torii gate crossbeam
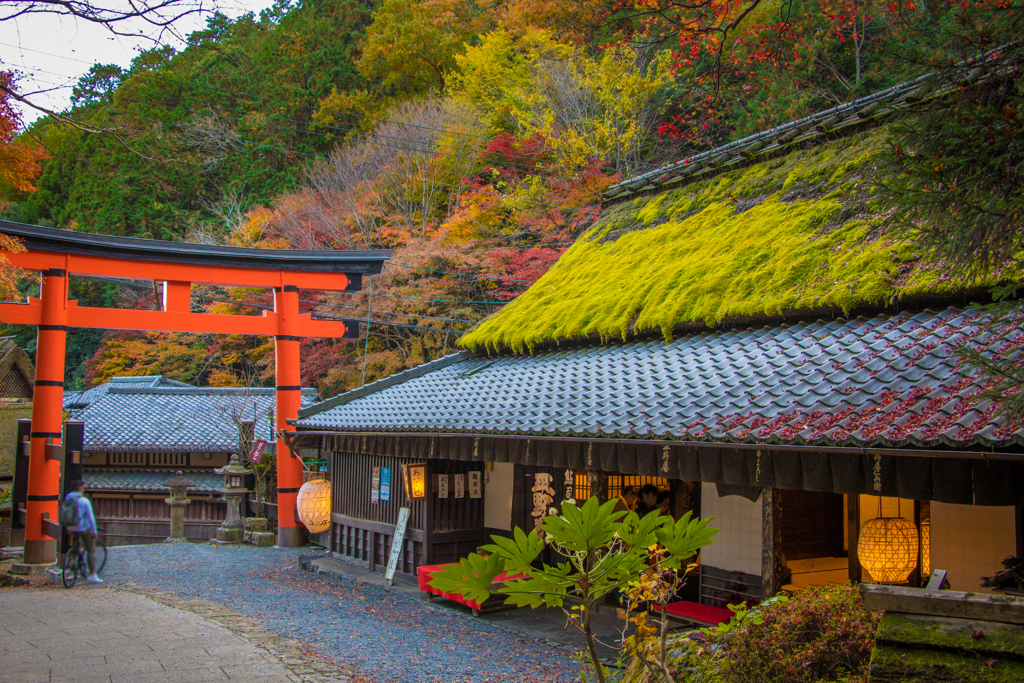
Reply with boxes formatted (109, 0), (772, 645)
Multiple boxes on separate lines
(0, 221), (390, 563)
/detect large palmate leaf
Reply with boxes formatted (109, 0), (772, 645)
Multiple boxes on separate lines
(541, 497), (625, 552)
(656, 511), (718, 568)
(482, 525), (544, 575)
(427, 552), (505, 606)
(617, 509), (669, 550)
(498, 562), (575, 608)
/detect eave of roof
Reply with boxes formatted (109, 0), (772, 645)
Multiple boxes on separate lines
(294, 307), (1024, 451)
(0, 220), (391, 275)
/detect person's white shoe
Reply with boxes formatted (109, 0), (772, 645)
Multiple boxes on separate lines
(86, 574), (103, 584)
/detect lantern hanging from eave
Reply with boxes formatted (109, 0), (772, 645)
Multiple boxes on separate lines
(402, 463), (427, 499)
(859, 513), (919, 584)
(297, 477), (331, 534)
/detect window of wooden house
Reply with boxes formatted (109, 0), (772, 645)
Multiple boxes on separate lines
(607, 475), (669, 499)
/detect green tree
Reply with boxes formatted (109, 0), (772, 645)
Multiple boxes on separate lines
(357, 0), (495, 93)
(429, 497), (717, 683)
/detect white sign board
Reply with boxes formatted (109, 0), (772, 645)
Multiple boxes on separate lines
(454, 474), (465, 499)
(469, 471), (482, 499)
(438, 474), (449, 498)
(385, 507), (411, 585)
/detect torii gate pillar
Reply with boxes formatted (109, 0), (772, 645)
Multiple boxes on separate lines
(275, 286), (304, 548)
(23, 268), (68, 565)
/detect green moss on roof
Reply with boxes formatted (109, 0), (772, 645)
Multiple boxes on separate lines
(461, 128), (1020, 353)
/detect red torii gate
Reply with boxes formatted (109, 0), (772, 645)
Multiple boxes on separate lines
(0, 221), (389, 563)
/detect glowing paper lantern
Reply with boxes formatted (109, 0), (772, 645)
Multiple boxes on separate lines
(402, 463), (427, 499)
(296, 478), (331, 533)
(859, 516), (919, 584)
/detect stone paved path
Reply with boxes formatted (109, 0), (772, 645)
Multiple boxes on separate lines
(0, 587), (346, 683)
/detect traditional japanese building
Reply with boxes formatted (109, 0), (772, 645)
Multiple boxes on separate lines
(287, 78), (1024, 599)
(65, 377), (316, 545)
(0, 340), (34, 546)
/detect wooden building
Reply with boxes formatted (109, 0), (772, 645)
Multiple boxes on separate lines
(65, 376), (316, 545)
(0, 339), (34, 547)
(287, 79), (1024, 600)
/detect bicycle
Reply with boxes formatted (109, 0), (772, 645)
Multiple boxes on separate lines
(61, 526), (108, 588)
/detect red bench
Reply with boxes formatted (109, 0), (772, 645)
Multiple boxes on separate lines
(660, 600), (736, 628)
(417, 562), (526, 616)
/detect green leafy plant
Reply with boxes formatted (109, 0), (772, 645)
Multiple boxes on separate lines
(428, 497), (717, 683)
(712, 585), (878, 683)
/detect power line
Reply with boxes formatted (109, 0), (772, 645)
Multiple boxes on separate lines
(73, 274), (489, 325)
(384, 262), (534, 283)
(1, 42), (663, 172)
(114, 109), (596, 218)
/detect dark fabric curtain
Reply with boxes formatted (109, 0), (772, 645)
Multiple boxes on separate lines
(307, 432), (1022, 505)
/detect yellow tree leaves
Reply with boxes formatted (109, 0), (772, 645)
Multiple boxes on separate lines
(451, 30), (671, 175)
(357, 0), (496, 92)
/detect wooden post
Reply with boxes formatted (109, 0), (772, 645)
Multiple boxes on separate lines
(25, 267), (68, 566)
(7, 419), (31, 549)
(1016, 505), (1023, 559)
(59, 421), (85, 557)
(671, 480), (700, 520)
(761, 487), (781, 599)
(424, 459), (434, 565)
(848, 493), (862, 584)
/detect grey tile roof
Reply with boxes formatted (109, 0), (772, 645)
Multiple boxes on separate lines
(83, 468), (223, 493)
(294, 307), (1024, 450)
(64, 376), (194, 413)
(68, 384), (318, 452)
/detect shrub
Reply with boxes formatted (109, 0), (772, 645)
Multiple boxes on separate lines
(716, 584), (880, 683)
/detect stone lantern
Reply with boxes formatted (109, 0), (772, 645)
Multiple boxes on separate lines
(215, 453), (251, 544)
(164, 471), (197, 543)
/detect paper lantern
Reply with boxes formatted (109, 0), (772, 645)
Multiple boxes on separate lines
(297, 478), (331, 533)
(402, 463), (427, 499)
(859, 516), (919, 584)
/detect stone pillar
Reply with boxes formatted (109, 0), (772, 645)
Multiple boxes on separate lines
(215, 454), (250, 544)
(164, 471), (196, 543)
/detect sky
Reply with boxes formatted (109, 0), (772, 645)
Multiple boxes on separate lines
(1, 0), (277, 123)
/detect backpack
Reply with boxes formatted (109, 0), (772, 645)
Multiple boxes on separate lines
(59, 497), (81, 527)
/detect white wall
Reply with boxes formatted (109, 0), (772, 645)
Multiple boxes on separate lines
(931, 502), (1016, 594)
(484, 462), (515, 531)
(700, 483), (762, 576)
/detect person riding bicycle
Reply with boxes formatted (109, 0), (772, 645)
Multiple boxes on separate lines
(62, 480), (103, 584)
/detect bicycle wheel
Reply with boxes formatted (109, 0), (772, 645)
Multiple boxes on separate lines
(62, 549), (79, 588)
(94, 539), (108, 574)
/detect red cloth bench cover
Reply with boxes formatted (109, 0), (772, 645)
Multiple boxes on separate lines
(662, 600), (735, 626)
(417, 562), (525, 610)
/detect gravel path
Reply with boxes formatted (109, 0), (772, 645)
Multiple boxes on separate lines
(100, 544), (578, 683)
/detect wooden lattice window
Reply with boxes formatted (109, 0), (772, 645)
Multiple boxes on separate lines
(607, 475), (669, 500)
(109, 451), (146, 466)
(0, 370), (32, 399)
(149, 452), (189, 467)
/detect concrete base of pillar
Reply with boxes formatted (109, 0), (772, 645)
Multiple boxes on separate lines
(0, 546), (24, 561)
(10, 561), (55, 575)
(215, 527), (244, 544)
(23, 540), (55, 565)
(277, 526), (305, 548)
